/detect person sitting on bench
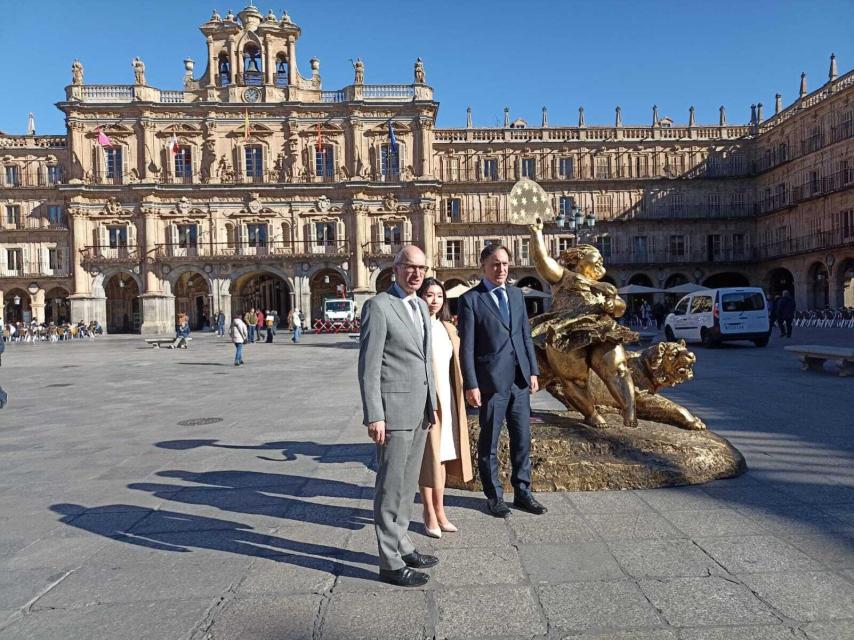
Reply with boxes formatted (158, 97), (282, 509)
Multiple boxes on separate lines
(171, 314), (191, 349)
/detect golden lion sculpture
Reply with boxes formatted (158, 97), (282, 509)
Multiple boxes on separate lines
(538, 340), (706, 431)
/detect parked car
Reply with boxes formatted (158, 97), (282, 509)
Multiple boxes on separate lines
(664, 287), (771, 347)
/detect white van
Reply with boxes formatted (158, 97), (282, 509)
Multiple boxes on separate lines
(323, 298), (356, 323)
(664, 287), (771, 347)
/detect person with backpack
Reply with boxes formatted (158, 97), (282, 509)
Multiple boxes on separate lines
(229, 315), (248, 366)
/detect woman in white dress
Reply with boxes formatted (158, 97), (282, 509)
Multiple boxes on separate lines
(417, 278), (473, 538)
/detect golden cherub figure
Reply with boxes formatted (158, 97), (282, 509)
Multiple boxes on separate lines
(529, 215), (639, 428)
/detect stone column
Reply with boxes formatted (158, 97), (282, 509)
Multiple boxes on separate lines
(263, 37), (273, 85)
(68, 121), (86, 181)
(287, 37), (297, 86)
(420, 200), (437, 271)
(30, 288), (46, 323)
(206, 36), (216, 86)
(418, 119), (433, 177)
(228, 37), (237, 84)
(350, 206), (369, 299)
(70, 210), (89, 295)
(141, 120), (157, 180)
(138, 209), (174, 335)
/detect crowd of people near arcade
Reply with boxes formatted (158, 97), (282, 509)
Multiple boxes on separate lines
(2, 320), (103, 343)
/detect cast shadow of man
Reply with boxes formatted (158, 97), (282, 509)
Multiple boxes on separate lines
(154, 439), (376, 466)
(50, 503), (378, 580)
(128, 470), (373, 531)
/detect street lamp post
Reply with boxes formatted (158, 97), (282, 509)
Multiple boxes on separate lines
(556, 205), (597, 245)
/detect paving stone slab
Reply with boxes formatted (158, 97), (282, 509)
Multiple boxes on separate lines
(0, 568), (69, 611)
(700, 486), (797, 508)
(559, 631), (678, 640)
(567, 489), (651, 513)
(636, 487), (723, 511)
(538, 581), (662, 632)
(733, 505), (852, 535)
(235, 555), (341, 595)
(780, 532), (854, 568)
(638, 576), (779, 627)
(676, 626), (809, 640)
(801, 619), (854, 639)
(661, 509), (765, 538)
(423, 517), (512, 549)
(0, 599), (213, 640)
(205, 594), (321, 640)
(739, 571), (854, 621)
(608, 539), (720, 578)
(583, 512), (686, 540)
(321, 591), (429, 639)
(695, 535), (822, 574)
(433, 547), (526, 586)
(0, 532), (109, 571)
(518, 542), (624, 584)
(509, 514), (599, 544)
(435, 586), (546, 639)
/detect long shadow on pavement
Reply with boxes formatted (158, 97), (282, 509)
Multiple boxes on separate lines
(50, 503), (379, 580)
(154, 439), (376, 466)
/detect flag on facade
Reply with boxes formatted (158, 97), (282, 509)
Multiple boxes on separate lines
(243, 109), (250, 140)
(387, 120), (398, 152)
(169, 133), (180, 156)
(315, 123), (323, 152)
(96, 127), (113, 147)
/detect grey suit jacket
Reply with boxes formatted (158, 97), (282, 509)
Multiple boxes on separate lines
(358, 287), (437, 430)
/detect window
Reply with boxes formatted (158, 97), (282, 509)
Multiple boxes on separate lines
(242, 45), (263, 83)
(248, 223), (268, 246)
(521, 158), (535, 178)
(484, 238), (501, 248)
(707, 193), (721, 215)
(841, 159), (852, 185)
(730, 191), (745, 212)
(707, 234), (721, 260)
(4, 165), (20, 186)
(482, 158), (498, 180)
(217, 53), (231, 86)
(175, 147), (192, 179)
(47, 205), (63, 225)
(108, 225), (128, 248)
(484, 196), (499, 221)
(383, 222), (402, 247)
(245, 146), (263, 179)
(730, 154), (744, 174)
(7, 248), (22, 272)
(690, 295), (713, 314)
(595, 156), (611, 179)
(840, 209), (854, 240)
(632, 236), (648, 259)
(275, 55), (288, 87)
(445, 198), (461, 222)
(445, 239), (461, 264)
(48, 248), (58, 270)
(557, 237), (573, 253)
(46, 165), (62, 185)
(5, 205), (20, 226)
(732, 233), (746, 256)
(445, 157), (460, 181)
(519, 238), (530, 265)
(595, 195), (613, 217)
(559, 196), (574, 216)
(669, 193), (684, 216)
(669, 235), (685, 257)
(598, 236), (612, 259)
(673, 297), (689, 315)
(635, 155), (648, 178)
(105, 148), (122, 179)
(314, 221), (335, 247)
(558, 157), (574, 178)
(381, 144), (400, 178)
(177, 224), (198, 248)
(721, 292), (765, 312)
(315, 145), (334, 178)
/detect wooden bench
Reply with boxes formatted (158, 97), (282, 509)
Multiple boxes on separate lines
(145, 337), (192, 349)
(784, 345), (854, 377)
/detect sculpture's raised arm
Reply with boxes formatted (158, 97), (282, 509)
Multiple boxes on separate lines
(529, 216), (563, 285)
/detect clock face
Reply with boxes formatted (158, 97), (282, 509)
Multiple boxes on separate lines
(244, 87), (261, 103)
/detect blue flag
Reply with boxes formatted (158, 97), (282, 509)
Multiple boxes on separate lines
(388, 120), (398, 151)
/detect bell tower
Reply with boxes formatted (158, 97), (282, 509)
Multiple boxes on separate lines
(195, 5), (316, 102)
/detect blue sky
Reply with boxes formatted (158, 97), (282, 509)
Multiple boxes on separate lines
(1, 0), (852, 134)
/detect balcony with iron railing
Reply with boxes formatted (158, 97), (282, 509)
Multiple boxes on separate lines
(1, 216), (69, 232)
(0, 262), (71, 278)
(604, 248), (753, 266)
(152, 240), (350, 262)
(0, 170), (66, 188)
(79, 245), (141, 266)
(756, 229), (854, 261)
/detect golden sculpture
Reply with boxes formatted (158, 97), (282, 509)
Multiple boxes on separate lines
(588, 341), (707, 431)
(529, 217), (639, 428)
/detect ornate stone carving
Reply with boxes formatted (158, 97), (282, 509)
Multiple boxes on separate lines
(246, 192), (263, 214)
(177, 196), (191, 215)
(382, 193), (399, 211)
(352, 58), (364, 84)
(71, 60), (84, 85)
(316, 195), (331, 212)
(105, 197), (123, 215)
(414, 58), (425, 84)
(132, 57), (146, 85)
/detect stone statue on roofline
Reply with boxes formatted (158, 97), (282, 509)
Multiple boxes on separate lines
(414, 58), (425, 84)
(71, 60), (84, 85)
(133, 57), (146, 85)
(352, 58), (364, 84)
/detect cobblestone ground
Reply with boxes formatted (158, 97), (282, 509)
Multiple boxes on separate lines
(0, 328), (851, 639)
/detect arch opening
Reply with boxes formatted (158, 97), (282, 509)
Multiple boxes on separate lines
(763, 268), (794, 297)
(807, 262), (830, 309)
(233, 271), (291, 327)
(837, 258), (854, 308)
(174, 271), (211, 330)
(310, 269), (347, 322)
(3, 288), (30, 324)
(703, 272), (750, 289)
(105, 272), (140, 333)
(44, 286), (71, 325)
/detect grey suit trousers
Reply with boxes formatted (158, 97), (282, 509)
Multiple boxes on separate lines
(374, 419), (429, 570)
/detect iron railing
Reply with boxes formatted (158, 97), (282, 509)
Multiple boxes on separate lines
(153, 240), (350, 261)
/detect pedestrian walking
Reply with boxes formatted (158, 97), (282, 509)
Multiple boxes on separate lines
(291, 307), (302, 343)
(229, 316), (248, 366)
(265, 310), (275, 343)
(244, 308), (256, 344)
(216, 310), (226, 337)
(640, 300), (652, 329)
(653, 301), (666, 330)
(776, 290), (796, 338)
(255, 308), (265, 342)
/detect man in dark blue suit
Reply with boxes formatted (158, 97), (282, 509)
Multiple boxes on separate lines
(458, 244), (546, 518)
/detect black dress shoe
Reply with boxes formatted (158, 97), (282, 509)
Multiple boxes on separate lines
(378, 566), (429, 587)
(401, 551), (438, 569)
(487, 498), (512, 518)
(513, 494), (548, 515)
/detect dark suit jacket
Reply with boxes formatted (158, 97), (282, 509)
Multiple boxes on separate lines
(458, 281), (540, 395)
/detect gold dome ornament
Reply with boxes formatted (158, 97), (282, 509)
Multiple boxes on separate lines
(509, 178), (552, 225)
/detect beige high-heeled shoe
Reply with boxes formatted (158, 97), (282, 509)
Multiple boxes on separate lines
(438, 522), (458, 533)
(424, 525), (442, 538)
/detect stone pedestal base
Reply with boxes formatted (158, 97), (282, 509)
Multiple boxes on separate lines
(448, 410), (746, 492)
(68, 295), (106, 328)
(139, 293), (175, 336)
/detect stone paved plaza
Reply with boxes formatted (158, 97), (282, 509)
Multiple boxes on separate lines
(0, 329), (852, 639)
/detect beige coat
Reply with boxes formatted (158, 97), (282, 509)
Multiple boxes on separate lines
(420, 321), (474, 487)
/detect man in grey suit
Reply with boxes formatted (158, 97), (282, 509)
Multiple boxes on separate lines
(358, 245), (439, 587)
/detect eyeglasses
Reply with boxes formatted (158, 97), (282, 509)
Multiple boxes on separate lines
(400, 263), (430, 274)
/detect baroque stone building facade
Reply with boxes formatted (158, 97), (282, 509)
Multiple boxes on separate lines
(1, 6), (852, 333)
